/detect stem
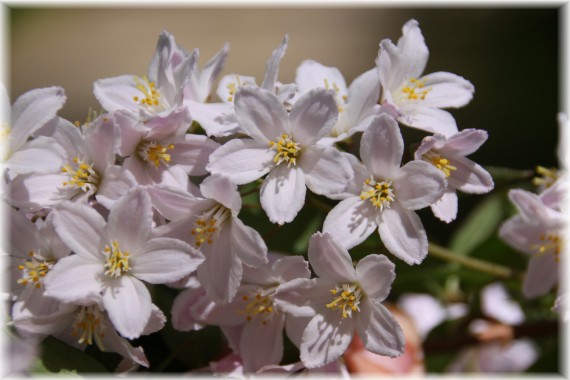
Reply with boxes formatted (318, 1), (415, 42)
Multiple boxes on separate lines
(428, 243), (523, 280)
(239, 186), (259, 198)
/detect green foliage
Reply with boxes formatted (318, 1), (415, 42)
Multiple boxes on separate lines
(35, 336), (109, 374)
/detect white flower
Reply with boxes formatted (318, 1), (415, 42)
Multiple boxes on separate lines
(499, 188), (565, 298)
(44, 187), (204, 339)
(274, 232), (405, 369)
(414, 129), (494, 222)
(185, 43), (230, 104)
(207, 86), (353, 225)
(149, 175), (268, 303)
(323, 113), (446, 264)
(295, 60), (381, 144)
(376, 19), (474, 136)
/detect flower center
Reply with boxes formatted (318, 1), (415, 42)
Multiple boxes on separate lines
(237, 289), (276, 325)
(138, 141), (175, 168)
(360, 177), (395, 210)
(17, 250), (54, 289)
(132, 76), (161, 108)
(423, 151), (457, 178)
(61, 157), (100, 193)
(190, 206), (230, 247)
(268, 134), (301, 167)
(103, 240), (130, 278)
(532, 233), (563, 262)
(401, 77), (430, 101)
(532, 166), (559, 189)
(326, 283), (363, 319)
(71, 305), (106, 350)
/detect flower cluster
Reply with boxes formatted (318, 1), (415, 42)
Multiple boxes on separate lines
(3, 18), (561, 375)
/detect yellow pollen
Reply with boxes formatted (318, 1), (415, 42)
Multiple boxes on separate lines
(532, 233), (563, 262)
(190, 206), (230, 248)
(237, 289), (276, 325)
(269, 134), (301, 167)
(17, 250), (54, 289)
(360, 177), (395, 210)
(103, 240), (130, 277)
(423, 152), (457, 177)
(71, 305), (106, 351)
(401, 77), (430, 101)
(532, 166), (559, 189)
(138, 141), (175, 168)
(61, 157), (100, 193)
(133, 76), (161, 107)
(326, 284), (363, 319)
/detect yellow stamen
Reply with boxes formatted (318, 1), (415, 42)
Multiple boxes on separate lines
(401, 77), (430, 101)
(532, 166), (559, 189)
(103, 240), (130, 277)
(269, 134), (301, 167)
(360, 177), (395, 211)
(138, 141), (175, 168)
(423, 151), (457, 178)
(236, 289), (276, 325)
(133, 76), (161, 108)
(61, 157), (100, 193)
(190, 206), (230, 248)
(326, 284), (363, 319)
(17, 250), (54, 289)
(71, 305), (106, 351)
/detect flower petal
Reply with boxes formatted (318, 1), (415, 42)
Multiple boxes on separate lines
(378, 202), (427, 265)
(430, 189), (458, 223)
(200, 175), (241, 213)
(8, 136), (65, 175)
(398, 104), (458, 137)
(43, 255), (102, 305)
(296, 59), (347, 95)
(441, 128), (488, 156)
(187, 100), (241, 137)
(240, 313), (285, 372)
(207, 138), (275, 185)
(171, 287), (207, 331)
(260, 165), (306, 225)
(169, 134), (221, 176)
(323, 196), (378, 250)
(230, 216), (268, 268)
(234, 86), (288, 143)
(261, 35), (288, 91)
(107, 187), (152, 252)
(289, 88), (338, 146)
(95, 166), (138, 210)
(419, 72), (474, 108)
(187, 43), (229, 103)
(93, 75), (141, 114)
(356, 300), (405, 358)
(522, 254), (559, 299)
(360, 114), (403, 180)
(131, 237), (204, 284)
(346, 69), (381, 126)
(103, 275), (152, 340)
(447, 155), (494, 194)
(355, 254), (395, 301)
(307, 232), (356, 282)
(300, 145), (352, 197)
(274, 278), (332, 318)
(394, 160), (446, 210)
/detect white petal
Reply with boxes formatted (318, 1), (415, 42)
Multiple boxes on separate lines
(481, 283), (524, 325)
(9, 173), (69, 210)
(508, 189), (554, 223)
(285, 316), (312, 350)
(355, 254), (395, 301)
(394, 160), (446, 210)
(498, 217), (539, 255)
(346, 68), (381, 125)
(230, 217), (268, 268)
(398, 104), (458, 137)
(272, 255), (311, 282)
(260, 165), (306, 225)
(441, 128), (488, 156)
(289, 88), (338, 146)
(240, 313), (285, 372)
(188, 43), (229, 103)
(300, 308), (355, 369)
(261, 35), (288, 91)
(356, 300), (405, 357)
(378, 202), (427, 265)
(93, 75), (141, 114)
(190, 289), (245, 326)
(523, 254), (559, 299)
(323, 197), (378, 250)
(95, 166), (138, 210)
(131, 238), (204, 284)
(360, 114), (403, 179)
(51, 201), (106, 261)
(431, 190), (459, 223)
(274, 278), (332, 318)
(84, 116), (119, 172)
(295, 59), (347, 95)
(169, 134), (221, 176)
(147, 185), (211, 222)
(103, 275), (152, 339)
(419, 72), (474, 108)
(186, 100), (241, 137)
(234, 86), (288, 143)
(207, 139), (274, 185)
(307, 232), (356, 282)
(447, 155), (494, 194)
(107, 187), (152, 252)
(171, 287), (207, 331)
(101, 325), (150, 368)
(8, 136), (65, 175)
(43, 255), (102, 305)
(300, 145), (352, 196)
(200, 175), (241, 213)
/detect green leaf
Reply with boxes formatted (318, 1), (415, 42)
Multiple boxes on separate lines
(449, 193), (506, 255)
(37, 336), (109, 374)
(485, 166), (533, 184)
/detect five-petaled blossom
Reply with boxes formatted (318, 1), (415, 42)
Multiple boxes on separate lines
(44, 187), (204, 339)
(323, 113), (446, 264)
(274, 232), (405, 368)
(376, 19), (474, 136)
(207, 86), (353, 225)
(414, 129), (494, 222)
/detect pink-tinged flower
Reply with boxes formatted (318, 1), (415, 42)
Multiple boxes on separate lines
(189, 35), (296, 137)
(376, 19), (474, 136)
(414, 129), (494, 222)
(295, 60), (381, 144)
(12, 299), (165, 370)
(207, 86), (353, 225)
(44, 187), (204, 339)
(185, 43), (229, 104)
(323, 113), (446, 264)
(9, 113), (137, 211)
(499, 188), (565, 298)
(113, 109), (219, 188)
(94, 31), (197, 122)
(150, 175), (268, 303)
(553, 293), (569, 322)
(2, 86), (67, 176)
(274, 232), (405, 369)
(183, 253), (311, 372)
